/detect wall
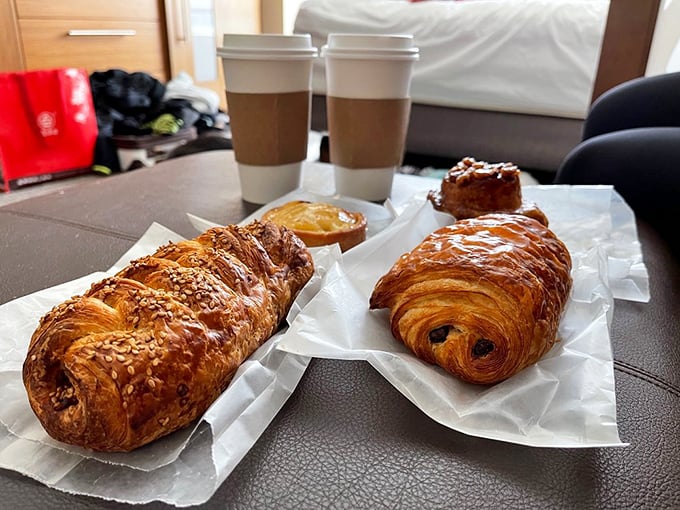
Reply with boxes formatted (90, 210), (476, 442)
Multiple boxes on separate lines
(646, 0), (680, 74)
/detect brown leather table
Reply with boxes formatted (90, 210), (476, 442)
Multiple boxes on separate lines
(1, 150), (678, 509)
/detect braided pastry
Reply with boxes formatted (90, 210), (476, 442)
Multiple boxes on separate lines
(23, 221), (314, 452)
(369, 213), (572, 385)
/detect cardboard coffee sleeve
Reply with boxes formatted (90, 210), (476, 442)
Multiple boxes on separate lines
(227, 90), (310, 166)
(327, 96), (410, 169)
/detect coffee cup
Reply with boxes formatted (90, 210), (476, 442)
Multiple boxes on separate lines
(322, 34), (419, 202)
(217, 34), (317, 204)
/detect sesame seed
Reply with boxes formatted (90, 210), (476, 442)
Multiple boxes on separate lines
(127, 366), (135, 376)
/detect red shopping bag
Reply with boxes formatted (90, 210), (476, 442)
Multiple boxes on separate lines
(0, 67), (98, 191)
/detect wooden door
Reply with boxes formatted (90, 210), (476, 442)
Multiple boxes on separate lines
(164, 0), (261, 111)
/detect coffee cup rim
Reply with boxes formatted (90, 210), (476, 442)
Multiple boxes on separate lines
(321, 45), (419, 61)
(218, 33), (318, 60)
(217, 47), (318, 60)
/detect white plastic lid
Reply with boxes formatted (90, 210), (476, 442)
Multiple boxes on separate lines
(217, 33), (318, 60)
(322, 34), (419, 60)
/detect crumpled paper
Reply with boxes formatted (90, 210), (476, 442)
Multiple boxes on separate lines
(0, 183), (650, 505)
(188, 188), (397, 239)
(278, 185), (649, 448)
(0, 221), (342, 507)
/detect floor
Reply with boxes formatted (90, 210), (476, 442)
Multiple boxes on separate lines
(0, 173), (102, 207)
(0, 131), (323, 208)
(0, 129), (543, 208)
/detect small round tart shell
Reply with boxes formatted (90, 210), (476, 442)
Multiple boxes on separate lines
(262, 200), (367, 252)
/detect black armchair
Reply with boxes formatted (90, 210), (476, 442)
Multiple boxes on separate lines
(554, 72), (680, 256)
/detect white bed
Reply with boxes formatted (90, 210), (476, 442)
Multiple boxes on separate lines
(294, 0), (611, 175)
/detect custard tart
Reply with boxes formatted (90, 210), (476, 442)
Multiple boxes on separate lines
(261, 200), (367, 252)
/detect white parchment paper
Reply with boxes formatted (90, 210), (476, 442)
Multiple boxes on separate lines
(0, 222), (341, 506)
(0, 184), (650, 505)
(278, 185), (649, 448)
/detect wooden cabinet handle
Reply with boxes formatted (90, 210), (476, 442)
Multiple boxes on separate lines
(67, 29), (137, 37)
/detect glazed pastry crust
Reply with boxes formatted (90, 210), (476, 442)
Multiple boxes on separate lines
(370, 213), (572, 385)
(428, 157), (548, 226)
(261, 200), (367, 252)
(23, 221), (314, 452)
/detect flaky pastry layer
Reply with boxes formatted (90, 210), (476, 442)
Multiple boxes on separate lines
(23, 221), (314, 451)
(370, 213), (572, 384)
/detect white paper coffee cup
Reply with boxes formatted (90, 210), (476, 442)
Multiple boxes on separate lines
(217, 34), (317, 204)
(322, 34), (419, 202)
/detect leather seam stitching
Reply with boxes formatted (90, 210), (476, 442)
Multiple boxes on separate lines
(3, 210), (139, 241)
(614, 360), (680, 397)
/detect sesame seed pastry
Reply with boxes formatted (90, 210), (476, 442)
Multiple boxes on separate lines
(369, 213), (572, 385)
(22, 220), (314, 452)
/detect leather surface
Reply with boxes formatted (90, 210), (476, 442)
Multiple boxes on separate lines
(0, 155), (678, 509)
(0, 211), (135, 301)
(2, 151), (254, 240)
(611, 224), (680, 390)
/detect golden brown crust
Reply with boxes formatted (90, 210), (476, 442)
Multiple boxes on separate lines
(369, 213), (572, 385)
(427, 156), (548, 226)
(22, 221), (314, 452)
(261, 200), (367, 252)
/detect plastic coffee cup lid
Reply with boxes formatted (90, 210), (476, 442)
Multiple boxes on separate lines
(217, 33), (318, 60)
(321, 34), (419, 60)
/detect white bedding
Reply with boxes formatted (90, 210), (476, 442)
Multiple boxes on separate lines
(294, 0), (610, 119)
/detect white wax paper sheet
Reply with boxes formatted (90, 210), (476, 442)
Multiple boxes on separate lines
(0, 222), (342, 506)
(278, 185), (649, 448)
(0, 184), (650, 504)
(188, 188), (397, 240)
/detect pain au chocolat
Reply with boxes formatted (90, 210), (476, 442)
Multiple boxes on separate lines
(261, 200), (367, 252)
(370, 213), (572, 385)
(428, 156), (548, 226)
(23, 221), (314, 452)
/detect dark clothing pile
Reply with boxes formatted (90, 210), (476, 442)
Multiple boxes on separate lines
(89, 69), (223, 172)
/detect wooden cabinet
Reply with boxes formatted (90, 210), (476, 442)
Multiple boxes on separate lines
(1, 0), (170, 80)
(0, 0), (264, 111)
(0, 0), (24, 71)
